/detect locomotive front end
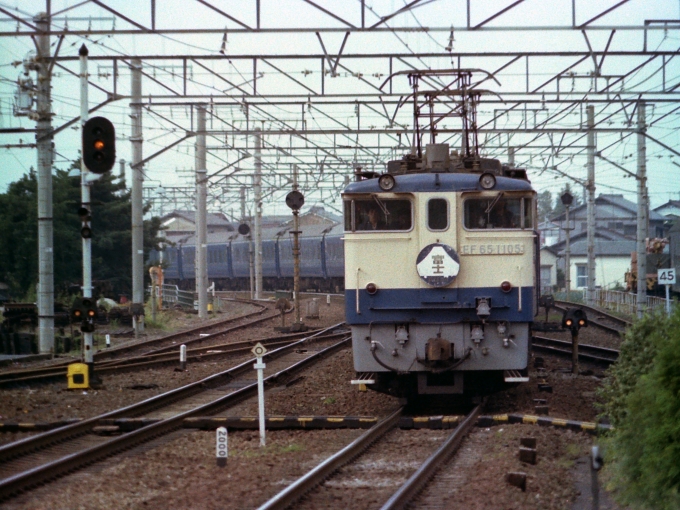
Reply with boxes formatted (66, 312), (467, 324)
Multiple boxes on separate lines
(344, 147), (537, 400)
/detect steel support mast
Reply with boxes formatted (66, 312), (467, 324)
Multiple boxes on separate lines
(253, 128), (262, 299)
(636, 102), (648, 318)
(130, 58), (144, 332)
(35, 12), (54, 354)
(586, 105), (596, 306)
(195, 105), (208, 318)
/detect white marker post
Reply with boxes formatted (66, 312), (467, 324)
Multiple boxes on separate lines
(216, 426), (227, 467)
(658, 268), (676, 316)
(251, 342), (268, 447)
(105, 334), (110, 348)
(180, 344), (187, 370)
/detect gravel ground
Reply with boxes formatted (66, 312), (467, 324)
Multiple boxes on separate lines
(1, 299), (626, 509)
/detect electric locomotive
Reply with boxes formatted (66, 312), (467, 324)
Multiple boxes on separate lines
(344, 145), (537, 399)
(344, 68), (538, 399)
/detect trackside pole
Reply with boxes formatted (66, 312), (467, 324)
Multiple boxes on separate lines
(216, 426), (227, 467)
(180, 344), (187, 371)
(252, 342), (268, 447)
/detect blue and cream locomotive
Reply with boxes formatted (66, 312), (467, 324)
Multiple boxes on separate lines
(344, 144), (538, 399)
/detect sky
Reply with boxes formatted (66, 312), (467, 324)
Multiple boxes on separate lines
(1, 0), (679, 218)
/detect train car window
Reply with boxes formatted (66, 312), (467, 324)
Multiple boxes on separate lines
(428, 199), (448, 231)
(464, 196), (533, 230)
(344, 198), (412, 231)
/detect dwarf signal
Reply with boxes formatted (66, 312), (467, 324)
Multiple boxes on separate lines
(562, 307), (588, 331)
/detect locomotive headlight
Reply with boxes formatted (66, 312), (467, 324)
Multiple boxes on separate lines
(479, 172), (496, 190)
(366, 282), (378, 295)
(500, 281), (512, 293)
(378, 173), (396, 191)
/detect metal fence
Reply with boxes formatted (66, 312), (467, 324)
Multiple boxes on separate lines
(591, 289), (676, 316)
(160, 284), (196, 309)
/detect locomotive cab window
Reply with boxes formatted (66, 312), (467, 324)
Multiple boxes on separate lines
(464, 195), (533, 230)
(428, 198), (448, 231)
(344, 197), (412, 232)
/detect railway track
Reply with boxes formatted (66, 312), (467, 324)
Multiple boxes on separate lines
(532, 335), (619, 365)
(0, 299), (290, 387)
(553, 300), (631, 335)
(258, 404), (482, 510)
(0, 328), (331, 387)
(0, 324), (349, 502)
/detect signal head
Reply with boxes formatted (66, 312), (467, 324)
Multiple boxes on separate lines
(82, 117), (116, 174)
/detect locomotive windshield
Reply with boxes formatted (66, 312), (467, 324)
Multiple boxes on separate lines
(344, 197), (412, 232)
(464, 195), (533, 230)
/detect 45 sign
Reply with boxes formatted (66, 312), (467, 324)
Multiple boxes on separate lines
(658, 268), (676, 285)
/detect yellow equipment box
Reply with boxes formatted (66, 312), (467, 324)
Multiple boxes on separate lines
(67, 363), (89, 389)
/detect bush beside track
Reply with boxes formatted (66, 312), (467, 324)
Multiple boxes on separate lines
(599, 308), (680, 510)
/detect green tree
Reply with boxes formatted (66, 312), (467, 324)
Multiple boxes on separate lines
(0, 162), (163, 300)
(536, 190), (554, 223)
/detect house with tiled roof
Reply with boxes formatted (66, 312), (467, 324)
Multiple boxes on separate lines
(654, 199), (680, 219)
(538, 194), (666, 292)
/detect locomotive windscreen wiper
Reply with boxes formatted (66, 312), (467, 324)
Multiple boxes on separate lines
(371, 195), (390, 218)
(484, 192), (504, 215)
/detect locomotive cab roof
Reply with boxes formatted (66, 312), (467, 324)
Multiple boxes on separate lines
(346, 143), (532, 194)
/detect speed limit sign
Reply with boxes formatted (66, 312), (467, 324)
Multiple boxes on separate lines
(658, 268), (676, 285)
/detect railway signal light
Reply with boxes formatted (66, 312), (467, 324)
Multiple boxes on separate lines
(71, 297), (98, 332)
(562, 307), (587, 331)
(78, 206), (92, 239)
(82, 116), (116, 174)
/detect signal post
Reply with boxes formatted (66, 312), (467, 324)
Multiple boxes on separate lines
(77, 44), (116, 386)
(562, 308), (588, 374)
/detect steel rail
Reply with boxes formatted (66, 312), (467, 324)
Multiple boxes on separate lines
(0, 331), (347, 388)
(92, 298), (269, 360)
(257, 407), (404, 510)
(380, 403), (483, 510)
(0, 325), (349, 502)
(0, 322), (343, 465)
(553, 300), (632, 328)
(0, 303), (287, 386)
(532, 335), (619, 365)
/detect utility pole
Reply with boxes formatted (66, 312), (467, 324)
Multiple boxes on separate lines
(195, 105), (208, 318)
(253, 128), (262, 299)
(586, 105), (596, 306)
(636, 102), (648, 318)
(79, 44), (95, 378)
(508, 146), (515, 167)
(35, 12), (54, 354)
(130, 58), (144, 333)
